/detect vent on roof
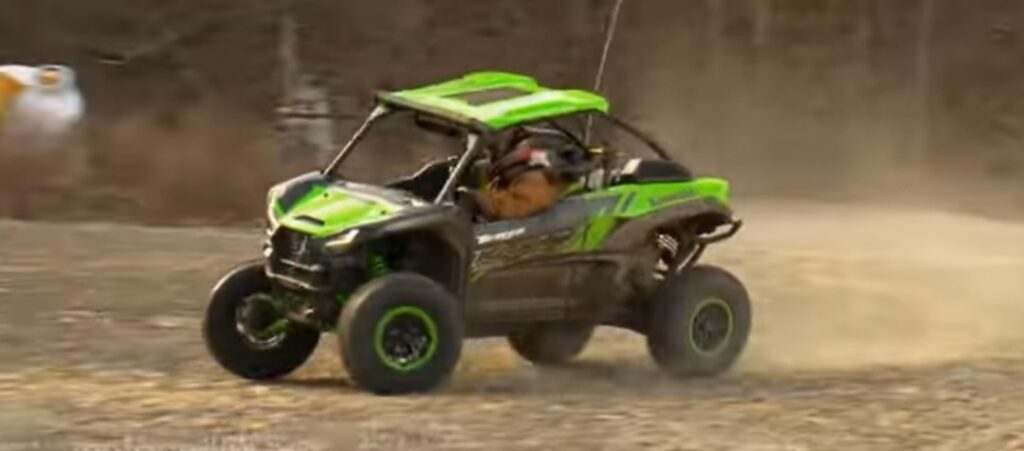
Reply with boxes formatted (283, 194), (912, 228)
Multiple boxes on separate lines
(295, 215), (325, 226)
(446, 87), (532, 106)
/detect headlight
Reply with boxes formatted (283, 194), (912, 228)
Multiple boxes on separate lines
(267, 184), (284, 207)
(266, 206), (280, 230)
(325, 229), (360, 253)
(266, 185), (285, 230)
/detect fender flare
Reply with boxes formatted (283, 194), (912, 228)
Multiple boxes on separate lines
(600, 198), (735, 252)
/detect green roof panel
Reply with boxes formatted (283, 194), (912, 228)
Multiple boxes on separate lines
(382, 71), (609, 130)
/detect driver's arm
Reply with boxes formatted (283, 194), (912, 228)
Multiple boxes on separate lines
(485, 170), (564, 220)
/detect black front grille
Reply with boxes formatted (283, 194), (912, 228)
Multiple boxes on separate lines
(268, 227), (327, 290)
(271, 228), (315, 263)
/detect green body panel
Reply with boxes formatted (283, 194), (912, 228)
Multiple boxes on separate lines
(610, 177), (729, 217)
(274, 185), (409, 239)
(387, 71), (609, 129)
(576, 177), (731, 251)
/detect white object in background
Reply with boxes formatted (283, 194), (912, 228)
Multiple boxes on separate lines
(0, 64), (85, 151)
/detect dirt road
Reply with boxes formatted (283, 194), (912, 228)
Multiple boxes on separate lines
(1, 201), (1024, 450)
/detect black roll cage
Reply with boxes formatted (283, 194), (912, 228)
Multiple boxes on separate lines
(321, 98), (678, 206)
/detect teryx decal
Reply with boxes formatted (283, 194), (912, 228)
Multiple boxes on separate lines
(477, 227), (526, 245)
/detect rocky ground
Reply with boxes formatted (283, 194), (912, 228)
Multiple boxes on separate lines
(1, 200), (1024, 450)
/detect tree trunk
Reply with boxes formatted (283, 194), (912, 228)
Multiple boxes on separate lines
(752, 0), (772, 49)
(276, 0), (335, 166)
(914, 0), (934, 172)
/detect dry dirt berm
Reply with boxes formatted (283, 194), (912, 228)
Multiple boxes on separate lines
(1, 200), (1023, 449)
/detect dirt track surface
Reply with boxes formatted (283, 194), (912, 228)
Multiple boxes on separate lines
(2, 201), (1024, 450)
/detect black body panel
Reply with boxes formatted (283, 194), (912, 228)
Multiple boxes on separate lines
(355, 204), (475, 297)
(612, 159), (694, 185)
(276, 172), (329, 212)
(463, 195), (624, 334)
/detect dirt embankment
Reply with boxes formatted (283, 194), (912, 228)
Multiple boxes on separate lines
(1, 201), (1023, 449)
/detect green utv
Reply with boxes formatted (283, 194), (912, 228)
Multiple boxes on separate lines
(202, 72), (751, 395)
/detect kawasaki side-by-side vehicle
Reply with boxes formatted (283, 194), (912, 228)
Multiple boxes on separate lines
(202, 71), (751, 395)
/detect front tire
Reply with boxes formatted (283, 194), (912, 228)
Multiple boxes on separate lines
(338, 273), (463, 395)
(646, 265), (751, 377)
(202, 261), (320, 380)
(508, 322), (594, 365)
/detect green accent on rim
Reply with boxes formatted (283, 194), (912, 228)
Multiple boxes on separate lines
(373, 306), (440, 372)
(382, 71), (609, 130)
(254, 318), (290, 340)
(688, 297), (735, 356)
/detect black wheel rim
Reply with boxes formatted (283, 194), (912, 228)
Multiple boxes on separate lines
(374, 306), (439, 372)
(689, 298), (734, 355)
(235, 293), (288, 350)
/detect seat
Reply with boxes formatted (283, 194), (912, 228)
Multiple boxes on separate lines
(611, 158), (693, 185)
(387, 157), (455, 200)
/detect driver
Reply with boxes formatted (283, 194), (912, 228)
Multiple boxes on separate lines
(469, 135), (585, 221)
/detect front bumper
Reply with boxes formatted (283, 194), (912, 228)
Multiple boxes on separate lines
(264, 227), (333, 292)
(695, 218), (742, 245)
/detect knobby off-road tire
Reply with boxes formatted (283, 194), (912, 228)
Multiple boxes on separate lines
(646, 264), (751, 377)
(508, 322), (595, 365)
(338, 273), (463, 395)
(203, 261), (320, 380)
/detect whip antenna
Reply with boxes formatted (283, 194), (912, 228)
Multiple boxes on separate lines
(585, 0), (627, 143)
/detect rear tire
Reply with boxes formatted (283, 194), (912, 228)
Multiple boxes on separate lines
(203, 261), (320, 380)
(645, 265), (751, 377)
(338, 273), (463, 395)
(508, 322), (594, 365)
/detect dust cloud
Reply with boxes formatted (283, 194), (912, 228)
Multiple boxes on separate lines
(724, 201), (1024, 372)
(0, 105), (288, 225)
